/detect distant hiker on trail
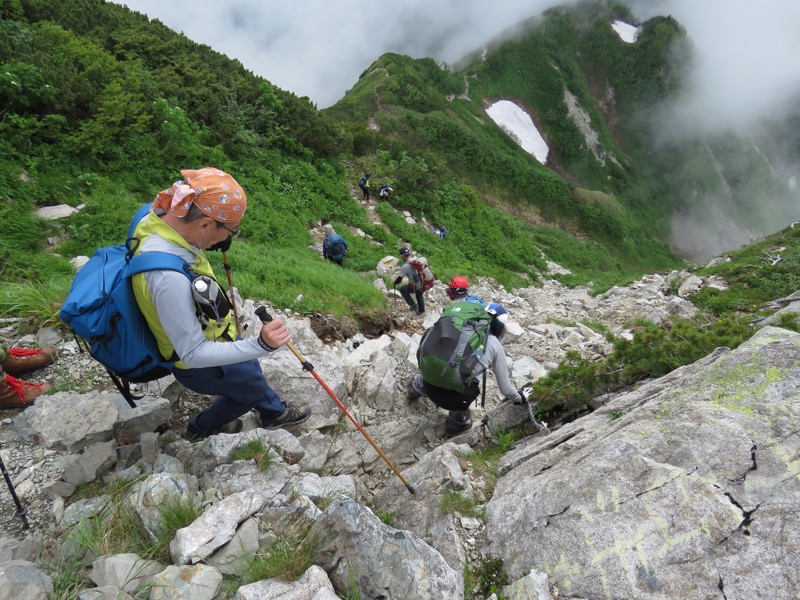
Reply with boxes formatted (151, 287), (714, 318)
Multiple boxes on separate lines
(379, 183), (393, 199)
(358, 173), (371, 200)
(432, 225), (448, 239)
(409, 303), (525, 437)
(0, 344), (57, 408)
(322, 229), (348, 266)
(393, 247), (435, 315)
(131, 167), (310, 439)
(447, 276), (486, 307)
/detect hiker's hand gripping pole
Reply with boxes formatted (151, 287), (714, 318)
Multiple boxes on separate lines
(255, 307), (416, 495)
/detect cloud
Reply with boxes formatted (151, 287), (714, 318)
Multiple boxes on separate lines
(118, 0), (570, 107)
(629, 0), (800, 133)
(118, 0), (800, 128)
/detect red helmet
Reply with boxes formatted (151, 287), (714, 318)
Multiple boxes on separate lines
(447, 276), (469, 300)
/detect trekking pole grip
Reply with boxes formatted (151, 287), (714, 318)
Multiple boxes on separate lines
(255, 307), (314, 371)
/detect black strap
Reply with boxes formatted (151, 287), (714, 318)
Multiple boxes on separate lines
(105, 368), (140, 409)
(481, 369), (487, 408)
(71, 328), (141, 409)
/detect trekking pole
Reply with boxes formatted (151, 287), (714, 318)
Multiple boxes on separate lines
(392, 284), (397, 310)
(0, 447), (29, 529)
(221, 251), (242, 338)
(255, 307), (416, 495)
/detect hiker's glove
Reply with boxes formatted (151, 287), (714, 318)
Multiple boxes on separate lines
(515, 387), (532, 404)
(207, 235), (233, 252)
(393, 276), (402, 286)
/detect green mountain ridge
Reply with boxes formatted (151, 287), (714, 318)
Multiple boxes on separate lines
(1, 0), (799, 327)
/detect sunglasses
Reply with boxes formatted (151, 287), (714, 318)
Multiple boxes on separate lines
(218, 222), (240, 237)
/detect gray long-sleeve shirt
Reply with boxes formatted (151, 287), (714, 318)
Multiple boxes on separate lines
(474, 335), (521, 403)
(138, 233), (269, 369)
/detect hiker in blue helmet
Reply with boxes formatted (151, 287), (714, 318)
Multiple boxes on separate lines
(409, 303), (523, 437)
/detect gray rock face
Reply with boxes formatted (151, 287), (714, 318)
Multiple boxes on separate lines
(127, 473), (199, 545)
(170, 489), (267, 565)
(260, 347), (346, 430)
(484, 327), (800, 599)
(309, 496), (463, 599)
(62, 440), (117, 486)
(373, 442), (474, 571)
(90, 553), (163, 593)
(0, 560), (53, 598)
(205, 517), (259, 575)
(12, 391), (120, 451)
(149, 564), (222, 600)
(234, 565), (338, 599)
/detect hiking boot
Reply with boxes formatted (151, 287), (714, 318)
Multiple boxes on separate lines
(407, 304), (418, 313)
(444, 417), (473, 438)
(182, 418), (243, 442)
(0, 374), (54, 408)
(407, 385), (422, 403)
(2, 346), (58, 376)
(264, 404), (311, 430)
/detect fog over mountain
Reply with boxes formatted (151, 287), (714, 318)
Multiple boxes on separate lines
(117, 0), (800, 262)
(630, 0), (800, 135)
(117, 0), (569, 108)
(119, 0), (800, 132)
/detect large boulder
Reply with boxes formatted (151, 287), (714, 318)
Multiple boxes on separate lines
(309, 496), (463, 599)
(484, 327), (800, 599)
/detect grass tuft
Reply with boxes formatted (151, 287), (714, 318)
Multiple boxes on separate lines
(230, 439), (276, 471)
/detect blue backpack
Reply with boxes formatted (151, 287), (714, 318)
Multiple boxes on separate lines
(59, 204), (195, 407)
(325, 234), (347, 261)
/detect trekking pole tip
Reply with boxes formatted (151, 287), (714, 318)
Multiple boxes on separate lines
(406, 483), (417, 495)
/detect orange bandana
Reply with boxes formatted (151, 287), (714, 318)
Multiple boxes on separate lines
(153, 167), (247, 222)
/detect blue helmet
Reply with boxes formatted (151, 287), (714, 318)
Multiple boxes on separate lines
(486, 303), (508, 337)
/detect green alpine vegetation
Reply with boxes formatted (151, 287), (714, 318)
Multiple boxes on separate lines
(1, 0), (799, 376)
(1, 0), (686, 328)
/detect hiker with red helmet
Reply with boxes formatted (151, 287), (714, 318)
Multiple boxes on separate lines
(446, 276), (486, 307)
(0, 345), (57, 408)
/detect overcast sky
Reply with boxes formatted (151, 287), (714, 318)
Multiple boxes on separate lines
(117, 0), (800, 131)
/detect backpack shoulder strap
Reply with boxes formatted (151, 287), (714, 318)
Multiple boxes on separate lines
(128, 252), (194, 280)
(128, 203), (154, 240)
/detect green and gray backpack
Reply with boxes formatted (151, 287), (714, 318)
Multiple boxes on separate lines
(417, 302), (491, 395)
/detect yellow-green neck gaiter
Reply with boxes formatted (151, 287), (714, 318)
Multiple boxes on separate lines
(131, 210), (233, 368)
